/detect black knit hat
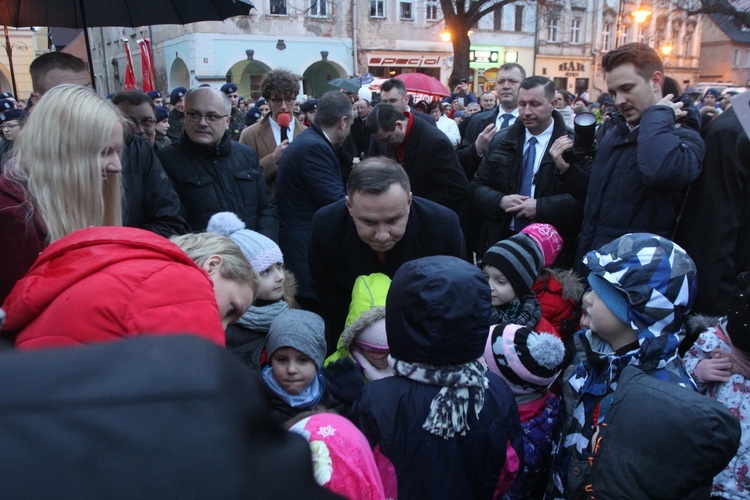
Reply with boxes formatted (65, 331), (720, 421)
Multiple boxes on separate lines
(481, 234), (543, 297)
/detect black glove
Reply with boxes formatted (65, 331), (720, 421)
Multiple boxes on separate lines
(323, 357), (365, 404)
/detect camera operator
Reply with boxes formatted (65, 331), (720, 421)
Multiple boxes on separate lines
(470, 76), (584, 266)
(550, 43), (705, 274)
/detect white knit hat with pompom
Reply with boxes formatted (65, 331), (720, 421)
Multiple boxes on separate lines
(206, 212), (283, 273)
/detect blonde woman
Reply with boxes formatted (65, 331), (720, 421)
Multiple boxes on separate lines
(0, 84), (125, 303)
(3, 228), (258, 349)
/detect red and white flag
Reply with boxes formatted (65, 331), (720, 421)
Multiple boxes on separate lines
(138, 38), (155, 92)
(123, 38), (137, 90)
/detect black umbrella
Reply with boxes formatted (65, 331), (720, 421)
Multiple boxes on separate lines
(328, 77), (359, 94)
(0, 0), (255, 89)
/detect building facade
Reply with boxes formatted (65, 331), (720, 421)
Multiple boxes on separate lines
(699, 12), (750, 85)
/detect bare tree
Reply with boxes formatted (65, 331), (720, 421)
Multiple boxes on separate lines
(440, 0), (530, 87)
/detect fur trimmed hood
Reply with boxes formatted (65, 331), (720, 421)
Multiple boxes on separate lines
(338, 306), (386, 350)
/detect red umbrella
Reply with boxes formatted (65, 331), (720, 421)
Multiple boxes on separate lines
(394, 73), (450, 97)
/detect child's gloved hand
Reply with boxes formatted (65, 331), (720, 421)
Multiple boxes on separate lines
(694, 357), (733, 383)
(323, 357), (365, 404)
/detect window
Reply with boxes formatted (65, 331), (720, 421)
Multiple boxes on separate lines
(427, 0), (438, 21)
(310, 0), (327, 17)
(548, 17), (559, 42)
(269, 0), (286, 15)
(734, 48), (741, 68)
(515, 5), (524, 31)
(494, 5), (503, 30)
(602, 22), (611, 51)
(399, 1), (413, 20)
(371, 0), (384, 17)
(571, 18), (581, 43)
(683, 34), (691, 57)
(745, 49), (750, 68)
(619, 25), (630, 46)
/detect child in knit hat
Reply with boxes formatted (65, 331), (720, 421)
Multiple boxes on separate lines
(481, 233), (557, 335)
(520, 223), (585, 339)
(684, 272), (750, 499)
(485, 323), (566, 500)
(262, 309), (331, 424)
(207, 212), (296, 371)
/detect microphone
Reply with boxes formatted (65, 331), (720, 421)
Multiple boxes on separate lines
(277, 113), (291, 128)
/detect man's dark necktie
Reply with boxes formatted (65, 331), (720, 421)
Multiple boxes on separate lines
(500, 113), (513, 129)
(514, 136), (537, 232)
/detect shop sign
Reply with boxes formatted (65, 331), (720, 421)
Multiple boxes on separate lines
(470, 50), (499, 64)
(368, 53), (442, 67)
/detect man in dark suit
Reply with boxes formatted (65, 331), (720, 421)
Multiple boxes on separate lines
(470, 76), (583, 265)
(458, 63), (526, 181)
(275, 91), (352, 310)
(310, 157), (465, 346)
(365, 102), (469, 220)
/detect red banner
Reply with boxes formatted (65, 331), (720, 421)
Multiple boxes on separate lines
(123, 38), (137, 90)
(138, 38), (155, 92)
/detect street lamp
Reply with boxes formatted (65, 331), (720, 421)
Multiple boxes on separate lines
(440, 30), (451, 42)
(661, 45), (673, 55)
(632, 7), (652, 24)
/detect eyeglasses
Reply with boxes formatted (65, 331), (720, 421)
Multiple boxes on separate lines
(0, 123), (17, 131)
(269, 97), (296, 106)
(132, 118), (156, 128)
(185, 111), (228, 123)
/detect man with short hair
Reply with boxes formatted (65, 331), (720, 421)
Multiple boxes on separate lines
(29, 52), (90, 105)
(378, 78), (435, 126)
(29, 52), (187, 237)
(167, 87), (186, 143)
(366, 102), (469, 220)
(112, 90), (157, 147)
(350, 97), (371, 156)
(158, 87), (277, 238)
(471, 76), (583, 264)
(549, 42), (704, 271)
(465, 102), (481, 117)
(458, 63), (526, 180)
(221, 82), (246, 141)
(275, 91), (352, 310)
(239, 69), (306, 193)
(310, 157), (465, 341)
(479, 91), (497, 111)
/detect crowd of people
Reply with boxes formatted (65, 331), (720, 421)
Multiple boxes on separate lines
(0, 41), (749, 498)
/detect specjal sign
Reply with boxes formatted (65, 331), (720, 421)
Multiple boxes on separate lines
(558, 61), (586, 77)
(368, 53), (442, 67)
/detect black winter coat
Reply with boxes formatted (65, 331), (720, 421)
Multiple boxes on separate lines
(122, 134), (189, 237)
(560, 97), (705, 272)
(470, 110), (583, 263)
(157, 132), (278, 239)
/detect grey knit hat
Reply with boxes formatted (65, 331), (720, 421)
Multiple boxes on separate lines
(267, 310), (327, 369)
(481, 234), (543, 297)
(206, 212), (283, 273)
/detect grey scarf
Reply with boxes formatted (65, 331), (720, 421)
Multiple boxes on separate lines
(236, 301), (290, 332)
(392, 357), (488, 439)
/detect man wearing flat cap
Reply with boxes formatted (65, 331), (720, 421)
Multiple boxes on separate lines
(221, 82), (246, 141)
(167, 87), (186, 143)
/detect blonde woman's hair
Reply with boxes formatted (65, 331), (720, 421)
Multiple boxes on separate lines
(4, 84), (125, 243)
(171, 232), (260, 295)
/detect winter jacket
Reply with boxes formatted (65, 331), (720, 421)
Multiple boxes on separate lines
(549, 233), (699, 498)
(350, 256), (524, 499)
(2, 226), (226, 349)
(471, 110), (583, 263)
(275, 122), (347, 299)
(122, 133), (189, 237)
(559, 97), (705, 272)
(228, 107), (246, 142)
(310, 196), (466, 339)
(675, 108), (750, 316)
(684, 319), (750, 500)
(533, 268), (585, 339)
(157, 132), (278, 239)
(0, 176), (45, 304)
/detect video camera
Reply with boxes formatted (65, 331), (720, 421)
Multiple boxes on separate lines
(563, 112), (597, 164)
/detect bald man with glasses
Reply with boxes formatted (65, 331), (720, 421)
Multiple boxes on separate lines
(158, 87), (278, 238)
